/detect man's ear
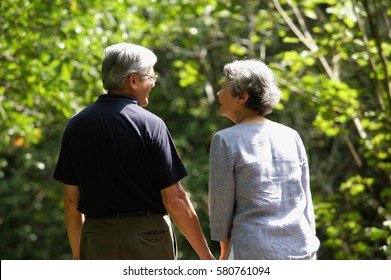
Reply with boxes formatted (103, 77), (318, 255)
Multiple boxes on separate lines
(127, 73), (138, 89)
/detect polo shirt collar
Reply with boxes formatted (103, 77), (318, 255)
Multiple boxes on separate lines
(97, 93), (138, 105)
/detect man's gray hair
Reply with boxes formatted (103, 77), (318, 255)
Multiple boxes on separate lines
(102, 43), (157, 90)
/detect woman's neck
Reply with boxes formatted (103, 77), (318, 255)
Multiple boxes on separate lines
(235, 111), (266, 124)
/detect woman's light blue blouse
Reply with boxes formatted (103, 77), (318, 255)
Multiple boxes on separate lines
(209, 120), (320, 259)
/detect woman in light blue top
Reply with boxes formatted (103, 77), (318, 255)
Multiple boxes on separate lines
(209, 59), (320, 260)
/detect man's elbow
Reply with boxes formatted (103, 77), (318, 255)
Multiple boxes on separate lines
(163, 195), (185, 212)
(161, 183), (194, 214)
(63, 195), (79, 210)
(63, 184), (80, 209)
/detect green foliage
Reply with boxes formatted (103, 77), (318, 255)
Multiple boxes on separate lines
(1, 0), (390, 260)
(317, 175), (389, 259)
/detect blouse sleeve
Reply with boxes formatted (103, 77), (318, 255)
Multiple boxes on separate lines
(296, 132), (316, 233)
(208, 133), (236, 241)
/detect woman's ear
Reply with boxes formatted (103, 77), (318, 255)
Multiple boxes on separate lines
(238, 92), (249, 104)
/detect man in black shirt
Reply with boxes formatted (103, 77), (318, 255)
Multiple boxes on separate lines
(53, 43), (214, 260)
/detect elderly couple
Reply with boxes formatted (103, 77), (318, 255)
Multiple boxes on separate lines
(53, 43), (320, 260)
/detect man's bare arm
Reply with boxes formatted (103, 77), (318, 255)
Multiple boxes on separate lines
(161, 182), (215, 260)
(64, 184), (83, 260)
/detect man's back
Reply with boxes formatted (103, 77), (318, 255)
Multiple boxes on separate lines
(54, 93), (187, 216)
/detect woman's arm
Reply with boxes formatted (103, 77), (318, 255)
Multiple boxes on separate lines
(219, 237), (231, 260)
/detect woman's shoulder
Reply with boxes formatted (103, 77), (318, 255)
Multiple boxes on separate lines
(267, 120), (297, 132)
(213, 124), (248, 140)
(270, 120), (301, 136)
(213, 120), (300, 143)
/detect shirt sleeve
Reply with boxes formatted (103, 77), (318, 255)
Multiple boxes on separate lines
(53, 124), (78, 186)
(150, 124), (188, 190)
(208, 133), (236, 241)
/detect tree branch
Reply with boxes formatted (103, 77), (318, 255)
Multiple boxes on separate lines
(352, 0), (386, 111)
(272, 0), (340, 82)
(362, 0), (391, 112)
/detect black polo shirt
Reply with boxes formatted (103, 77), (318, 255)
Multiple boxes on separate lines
(53, 94), (188, 216)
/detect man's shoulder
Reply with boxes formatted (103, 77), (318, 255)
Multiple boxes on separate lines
(125, 105), (165, 124)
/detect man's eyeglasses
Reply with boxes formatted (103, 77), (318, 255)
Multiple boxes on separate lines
(140, 74), (158, 82)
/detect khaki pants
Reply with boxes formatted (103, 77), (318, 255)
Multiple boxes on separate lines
(80, 214), (176, 260)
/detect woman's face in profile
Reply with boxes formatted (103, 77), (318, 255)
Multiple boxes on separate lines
(216, 78), (240, 121)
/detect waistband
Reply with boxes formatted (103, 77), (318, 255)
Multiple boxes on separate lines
(86, 210), (167, 219)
